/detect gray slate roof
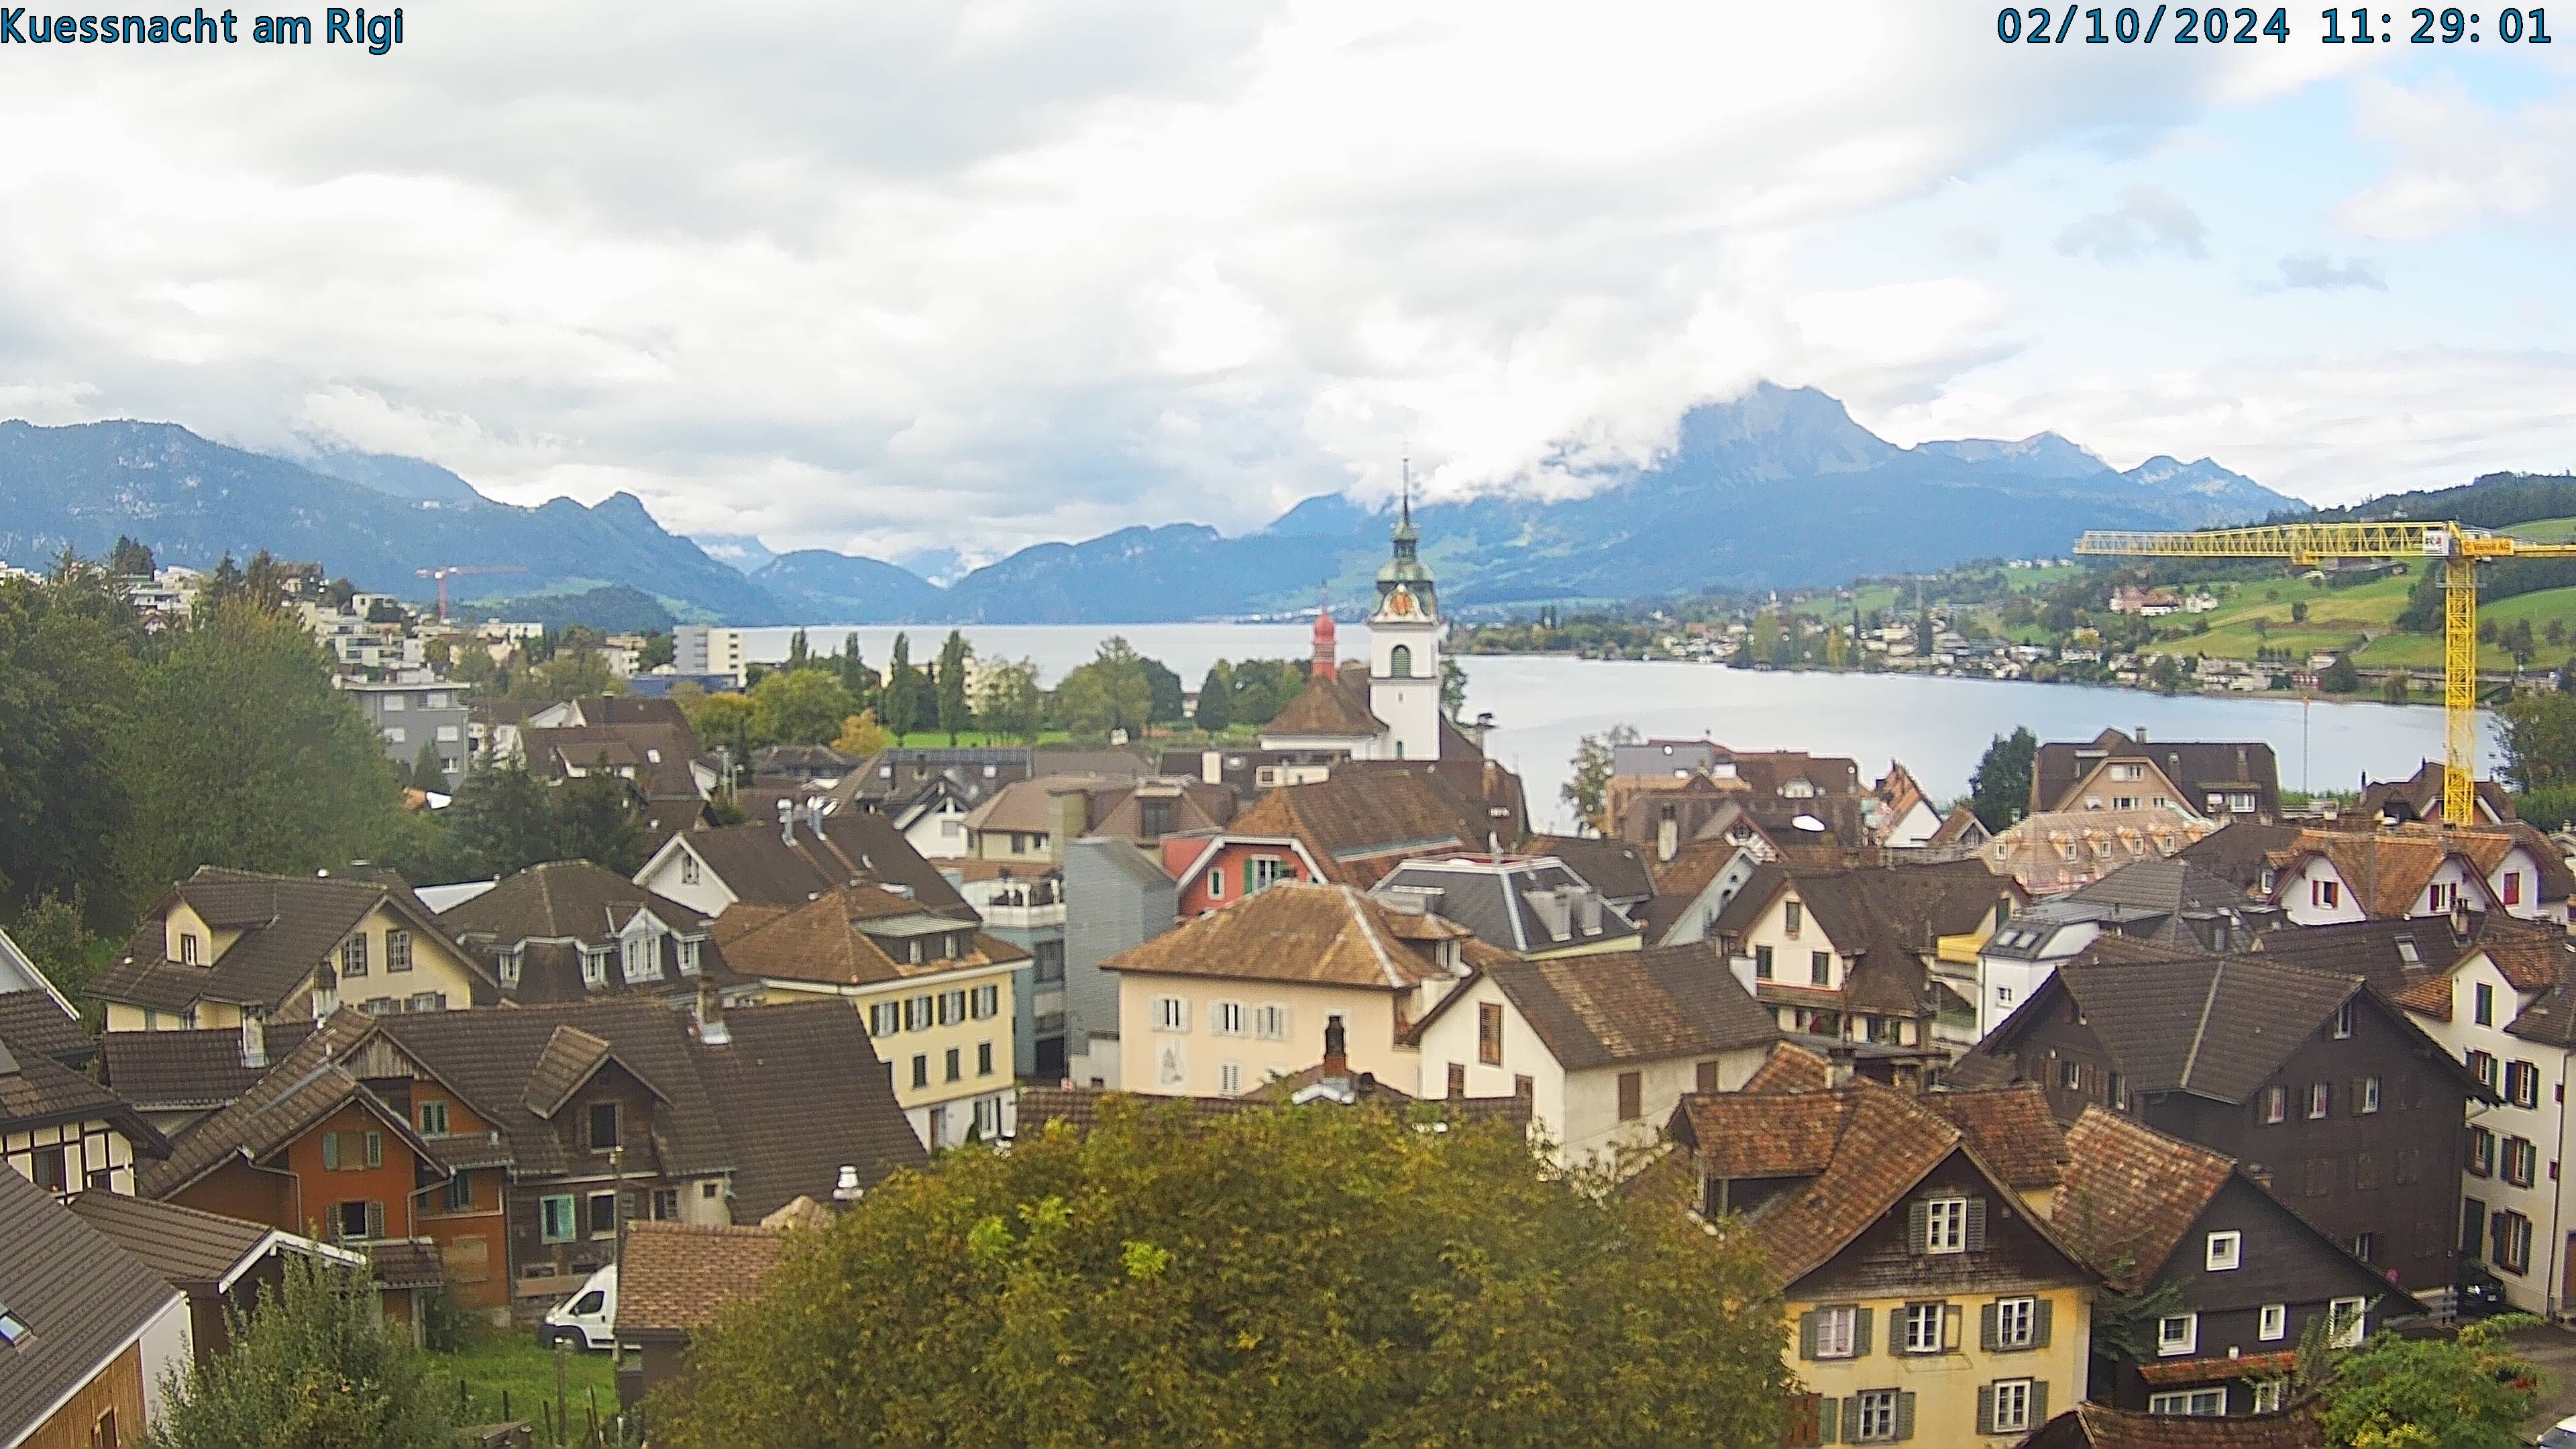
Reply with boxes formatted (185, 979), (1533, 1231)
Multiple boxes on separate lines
(0, 991), (93, 1068)
(65, 1190), (295, 1291)
(679, 814), (974, 919)
(0, 1169), (183, 1444)
(1426, 942), (1780, 1071)
(94, 866), (492, 1016)
(100, 1020), (321, 1110)
(1369, 856), (1642, 955)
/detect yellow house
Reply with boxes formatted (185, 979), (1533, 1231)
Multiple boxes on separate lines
(712, 882), (1026, 1150)
(94, 867), (496, 1034)
(1670, 1053), (2097, 1446)
(1102, 880), (1487, 1099)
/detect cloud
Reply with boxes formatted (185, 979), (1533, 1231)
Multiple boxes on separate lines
(2271, 253), (2387, 293)
(0, 3), (2353, 557)
(2052, 184), (2211, 264)
(2337, 76), (2571, 240)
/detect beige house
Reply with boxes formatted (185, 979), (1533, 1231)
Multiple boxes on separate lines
(1102, 881), (1491, 1099)
(93, 867), (496, 1034)
(1407, 942), (1777, 1169)
(1, 989), (167, 1195)
(714, 883), (1028, 1148)
(1983, 809), (2214, 898)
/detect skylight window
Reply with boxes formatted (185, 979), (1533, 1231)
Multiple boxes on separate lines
(0, 1305), (29, 1346)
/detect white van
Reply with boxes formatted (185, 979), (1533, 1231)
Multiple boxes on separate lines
(540, 1265), (616, 1350)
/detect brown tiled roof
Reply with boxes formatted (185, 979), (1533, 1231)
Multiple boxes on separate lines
(1648, 840), (1746, 901)
(1522, 835), (1656, 903)
(1917, 1085), (2065, 1191)
(2054, 1108), (2236, 1291)
(0, 1171), (185, 1446)
(712, 883), (1028, 989)
(439, 860), (712, 943)
(2359, 759), (2517, 826)
(2031, 729), (2279, 819)
(1420, 943), (1777, 1072)
(519, 1024), (615, 1119)
(0, 1032), (166, 1150)
(2022, 1400), (2323, 1448)
(1741, 1041), (1832, 1092)
(1927, 804), (1989, 846)
(688, 1001), (928, 1214)
(64, 1190), (293, 1289)
(960, 773), (1118, 837)
(677, 814), (973, 919)
(0, 990), (93, 1067)
(1671, 1089), (1851, 1183)
(1099, 881), (1466, 990)
(1017, 1082), (1527, 1135)
(1226, 770), (1483, 888)
(2176, 820), (2305, 895)
(2136, 1350), (2301, 1387)
(95, 866), (494, 1017)
(139, 1020), (429, 1198)
(1265, 672), (1385, 738)
(366, 1238), (445, 1289)
(1709, 858), (2016, 1016)
(99, 1020), (321, 1110)
(616, 1220), (790, 1336)
(525, 722), (708, 804)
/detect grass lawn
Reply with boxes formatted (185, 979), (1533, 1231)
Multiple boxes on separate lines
(2504, 517), (2576, 543)
(429, 1326), (618, 1431)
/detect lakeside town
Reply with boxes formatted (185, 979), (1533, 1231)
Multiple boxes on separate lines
(7, 500), (2576, 1447)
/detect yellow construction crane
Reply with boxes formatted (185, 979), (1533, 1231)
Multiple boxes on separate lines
(2074, 521), (2576, 828)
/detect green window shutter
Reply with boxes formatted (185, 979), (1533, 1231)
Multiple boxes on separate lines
(1979, 1301), (1999, 1352)
(1888, 1306), (1905, 1354)
(1818, 1396), (1839, 1445)
(1966, 1197), (1988, 1252)
(1839, 1398), (1859, 1444)
(2030, 1381), (2049, 1428)
(366, 1200), (385, 1239)
(2034, 1297), (2053, 1348)
(1907, 1199), (1930, 1254)
(321, 1132), (339, 1171)
(1976, 1385), (1994, 1437)
(366, 1130), (382, 1168)
(1894, 1390), (1916, 1441)
(1242, 859), (1254, 895)
(1945, 1304), (1964, 1354)
(1851, 1305), (1872, 1356)
(1799, 1309), (1819, 1360)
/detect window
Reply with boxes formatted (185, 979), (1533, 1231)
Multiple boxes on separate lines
(1781, 900), (1805, 936)
(702, 1180), (720, 1199)
(442, 1173), (473, 1214)
(1218, 1062), (1242, 1095)
(2353, 1153), (2378, 1191)
(1810, 951), (1831, 986)
(973, 1096), (1001, 1139)
(1478, 1003), (1504, 1065)
(498, 945), (522, 987)
(331, 1200), (382, 1244)
(2156, 1313), (2197, 1356)
(1902, 1302), (1945, 1354)
(1214, 1001), (1246, 1037)
(1849, 1389), (1902, 1443)
(2506, 1136), (2540, 1188)
(1996, 986), (2013, 1005)
(2475, 984), (2496, 1027)
(1248, 856), (1289, 892)
(419, 1101), (449, 1136)
(26, 1147), (65, 1193)
(2330, 1000), (2353, 1038)
(2469, 1049), (2500, 1091)
(2359, 1075), (2381, 1114)
(342, 933), (369, 977)
(651, 1187), (680, 1221)
(178, 932), (200, 965)
(2251, 1379), (2288, 1414)
(2505, 871), (2524, 906)
(939, 990), (967, 1026)
(2060, 1059), (2082, 1091)
(2353, 1232), (2377, 1263)
(1387, 643), (1411, 678)
(2261, 1085), (2288, 1124)
(581, 947), (608, 987)
(1923, 1197), (1969, 1254)
(1753, 945), (1773, 979)
(973, 983), (999, 1019)
(319, 1131), (382, 1171)
(2469, 1125), (2496, 1176)
(1696, 1059), (1724, 1093)
(383, 727), (406, 743)
(2205, 1231), (2241, 1271)
(676, 938), (700, 976)
(870, 1001), (902, 1037)
(2328, 1295), (2369, 1347)
(1253, 1004), (1288, 1041)
(904, 995), (932, 1032)
(1986, 1379), (2035, 1436)
(2311, 878), (2340, 910)
(1205, 867), (1225, 900)
(540, 1194), (576, 1243)
(945, 1047), (962, 1083)
(680, 854), (700, 885)
(588, 1103), (619, 1152)
(1155, 997), (1188, 1032)
(587, 1191), (618, 1237)
(2259, 1303), (2287, 1340)
(1811, 1304), (1859, 1359)
(622, 934), (654, 983)
(1616, 1071), (1642, 1122)
(2509, 1060), (2540, 1110)
(1988, 1296), (2039, 1350)
(977, 1042), (994, 1077)
(910, 1055), (928, 1089)
(2306, 1082), (2330, 1119)
(2150, 1389), (2226, 1417)
(1447, 1062), (1466, 1097)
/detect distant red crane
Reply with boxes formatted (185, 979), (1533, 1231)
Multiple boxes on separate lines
(414, 564), (527, 619)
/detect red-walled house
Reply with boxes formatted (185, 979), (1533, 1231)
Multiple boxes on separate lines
(1163, 833), (1327, 918)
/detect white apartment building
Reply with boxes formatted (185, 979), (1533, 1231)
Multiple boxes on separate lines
(673, 625), (749, 686)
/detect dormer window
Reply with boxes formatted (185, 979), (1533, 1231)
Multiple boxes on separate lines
(676, 938), (701, 977)
(680, 854), (700, 886)
(178, 932), (201, 966)
(498, 945), (523, 987)
(623, 934), (657, 983)
(582, 947), (610, 987)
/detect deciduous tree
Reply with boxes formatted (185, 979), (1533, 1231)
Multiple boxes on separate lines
(1193, 661), (1236, 733)
(833, 710), (892, 759)
(142, 1256), (458, 1449)
(2312, 1316), (2540, 1449)
(936, 630), (973, 743)
(1055, 638), (1154, 739)
(978, 660), (1042, 743)
(1560, 724), (1639, 837)
(654, 1102), (1787, 1449)
(1968, 726), (2037, 832)
(749, 667), (857, 747)
(881, 633), (922, 739)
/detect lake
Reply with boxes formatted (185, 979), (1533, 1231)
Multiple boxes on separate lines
(742, 623), (2488, 835)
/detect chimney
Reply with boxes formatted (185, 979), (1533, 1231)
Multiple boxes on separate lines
(776, 798), (796, 846)
(1201, 750), (1222, 786)
(1657, 815), (1678, 865)
(2243, 1161), (2273, 1191)
(1825, 1044), (1856, 1089)
(807, 795), (828, 837)
(831, 1165), (865, 1203)
(1322, 1014), (1348, 1080)
(694, 980), (731, 1046)
(2134, 727), (2147, 744)
(2452, 895), (2471, 937)
(238, 1012), (267, 1070)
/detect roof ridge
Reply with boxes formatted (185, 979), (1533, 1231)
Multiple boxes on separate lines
(1342, 885), (1403, 988)
(2175, 961), (2226, 1089)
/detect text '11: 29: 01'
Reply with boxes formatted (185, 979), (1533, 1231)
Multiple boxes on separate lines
(1996, 6), (2551, 40)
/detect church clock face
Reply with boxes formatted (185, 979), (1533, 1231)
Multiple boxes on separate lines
(1388, 586), (1417, 617)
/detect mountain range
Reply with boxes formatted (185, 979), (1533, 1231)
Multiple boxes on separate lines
(0, 384), (2295, 627)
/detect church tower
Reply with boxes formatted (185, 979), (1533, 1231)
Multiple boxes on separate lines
(1368, 463), (1442, 761)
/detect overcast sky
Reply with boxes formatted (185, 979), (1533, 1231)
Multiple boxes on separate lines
(1, 2), (2571, 568)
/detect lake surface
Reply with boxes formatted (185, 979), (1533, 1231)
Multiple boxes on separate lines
(744, 624), (2489, 835)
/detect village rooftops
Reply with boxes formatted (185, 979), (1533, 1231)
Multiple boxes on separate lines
(0, 1169), (187, 1449)
(1368, 854), (1642, 955)
(645, 810), (974, 918)
(1409, 942), (1778, 1072)
(616, 1220), (792, 1339)
(2262, 820), (2574, 918)
(1102, 879), (1493, 991)
(712, 882), (1031, 989)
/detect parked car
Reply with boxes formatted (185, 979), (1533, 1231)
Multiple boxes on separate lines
(540, 1264), (616, 1350)
(2533, 1412), (2576, 1448)
(2459, 1260), (2511, 1320)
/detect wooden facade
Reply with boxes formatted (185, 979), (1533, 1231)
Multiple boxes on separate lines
(17, 1340), (144, 1449)
(2, 1117), (140, 1196)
